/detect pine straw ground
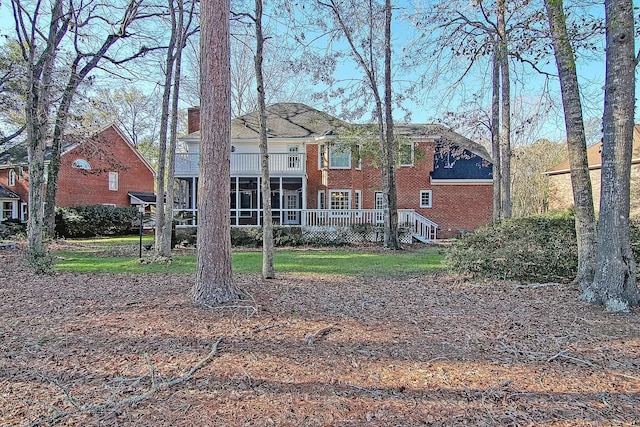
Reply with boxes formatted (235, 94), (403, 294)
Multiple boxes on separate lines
(1, 247), (639, 427)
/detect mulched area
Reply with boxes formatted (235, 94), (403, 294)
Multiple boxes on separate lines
(1, 247), (639, 426)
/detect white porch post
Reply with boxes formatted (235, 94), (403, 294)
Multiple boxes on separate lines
(191, 177), (197, 225)
(301, 177), (307, 226)
(257, 176), (261, 226)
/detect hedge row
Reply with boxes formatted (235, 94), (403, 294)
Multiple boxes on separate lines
(55, 205), (139, 238)
(446, 210), (640, 283)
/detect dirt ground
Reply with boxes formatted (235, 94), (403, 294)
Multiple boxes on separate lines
(1, 247), (639, 426)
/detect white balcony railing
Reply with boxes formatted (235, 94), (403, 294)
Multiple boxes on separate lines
(175, 152), (306, 176)
(173, 208), (438, 242)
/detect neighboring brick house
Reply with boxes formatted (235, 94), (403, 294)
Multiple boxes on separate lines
(0, 124), (155, 222)
(175, 103), (492, 240)
(545, 125), (640, 217)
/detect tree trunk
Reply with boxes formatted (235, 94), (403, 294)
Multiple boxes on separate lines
(544, 0), (597, 292)
(497, 0), (512, 219)
(590, 0), (639, 311)
(255, 0), (275, 279)
(193, 0), (236, 306)
(161, 0), (190, 259)
(154, 1), (178, 260)
(383, 0), (400, 249)
(491, 46), (502, 222)
(24, 0), (67, 272)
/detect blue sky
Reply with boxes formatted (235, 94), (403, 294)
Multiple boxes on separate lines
(0, 0), (629, 147)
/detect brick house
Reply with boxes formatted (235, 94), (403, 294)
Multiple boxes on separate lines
(175, 103), (493, 240)
(0, 124), (156, 222)
(545, 125), (640, 217)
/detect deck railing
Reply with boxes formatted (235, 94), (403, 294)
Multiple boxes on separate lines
(175, 152), (306, 176)
(173, 208), (438, 242)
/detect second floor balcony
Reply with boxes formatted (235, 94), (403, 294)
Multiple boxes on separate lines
(175, 152), (306, 177)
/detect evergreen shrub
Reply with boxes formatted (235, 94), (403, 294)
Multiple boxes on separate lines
(445, 210), (579, 282)
(55, 205), (138, 238)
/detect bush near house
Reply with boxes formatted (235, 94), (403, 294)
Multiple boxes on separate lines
(55, 205), (138, 238)
(0, 218), (26, 239)
(446, 210), (613, 283)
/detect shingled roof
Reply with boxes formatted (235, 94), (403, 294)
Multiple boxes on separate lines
(183, 103), (491, 161)
(0, 183), (20, 199)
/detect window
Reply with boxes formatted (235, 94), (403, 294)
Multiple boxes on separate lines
(420, 190), (432, 208)
(288, 145), (300, 169)
(72, 159), (92, 170)
(240, 190), (252, 217)
(375, 192), (384, 223)
(329, 190), (350, 216)
(318, 144), (326, 169)
(399, 142), (414, 166)
(8, 169), (16, 186)
(329, 145), (351, 169)
(108, 172), (119, 191)
(21, 203), (28, 221)
(2, 201), (15, 220)
(354, 190), (362, 217)
(317, 190), (325, 210)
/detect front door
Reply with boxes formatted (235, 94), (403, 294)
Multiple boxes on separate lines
(284, 190), (299, 224)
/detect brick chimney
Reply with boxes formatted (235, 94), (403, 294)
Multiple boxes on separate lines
(187, 107), (200, 133)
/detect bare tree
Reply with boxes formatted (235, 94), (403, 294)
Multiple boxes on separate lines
(155, 0), (198, 260)
(544, 0), (597, 294)
(254, 0), (275, 278)
(589, 0), (639, 311)
(193, 0), (237, 305)
(315, 0), (400, 248)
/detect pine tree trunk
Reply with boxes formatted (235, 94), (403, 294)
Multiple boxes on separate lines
(383, 0), (400, 249)
(591, 0), (639, 311)
(544, 0), (597, 292)
(255, 0), (275, 279)
(497, 0), (512, 219)
(193, 0), (236, 306)
(491, 47), (502, 222)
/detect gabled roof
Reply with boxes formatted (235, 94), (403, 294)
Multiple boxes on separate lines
(232, 103), (347, 139)
(184, 103), (491, 161)
(0, 183), (20, 200)
(396, 123), (492, 161)
(546, 125), (640, 176)
(0, 124), (155, 176)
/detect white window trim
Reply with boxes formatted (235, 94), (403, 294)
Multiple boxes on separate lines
(420, 190), (433, 208)
(8, 169), (16, 186)
(20, 202), (28, 221)
(318, 144), (326, 170)
(329, 189), (351, 217)
(354, 189), (362, 218)
(239, 190), (252, 217)
(374, 192), (384, 224)
(329, 145), (351, 169)
(108, 171), (119, 191)
(400, 142), (415, 167)
(317, 189), (325, 210)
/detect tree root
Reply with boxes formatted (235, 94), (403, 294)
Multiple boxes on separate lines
(26, 337), (224, 427)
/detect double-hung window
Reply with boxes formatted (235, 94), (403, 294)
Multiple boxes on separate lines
(329, 190), (350, 216)
(108, 172), (119, 191)
(329, 145), (351, 169)
(399, 142), (414, 166)
(420, 190), (432, 208)
(8, 169), (16, 186)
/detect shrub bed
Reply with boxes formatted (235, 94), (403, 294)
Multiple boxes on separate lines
(55, 205), (138, 238)
(446, 211), (579, 282)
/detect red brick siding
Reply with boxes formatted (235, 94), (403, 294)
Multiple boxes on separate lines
(56, 126), (154, 207)
(305, 140), (493, 238)
(0, 167), (29, 202)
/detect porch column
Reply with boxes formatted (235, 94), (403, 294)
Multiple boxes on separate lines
(191, 177), (197, 226)
(301, 177), (307, 226)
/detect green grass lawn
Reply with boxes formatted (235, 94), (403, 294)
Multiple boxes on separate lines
(54, 246), (445, 277)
